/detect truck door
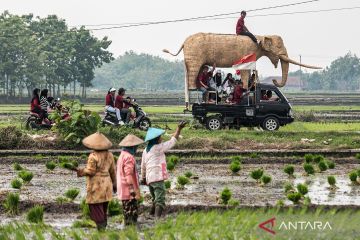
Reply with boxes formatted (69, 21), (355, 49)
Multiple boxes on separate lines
(256, 88), (288, 118)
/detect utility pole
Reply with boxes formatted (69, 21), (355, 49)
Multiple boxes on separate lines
(299, 55), (302, 90)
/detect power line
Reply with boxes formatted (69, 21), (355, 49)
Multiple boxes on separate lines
(0, 0), (319, 38)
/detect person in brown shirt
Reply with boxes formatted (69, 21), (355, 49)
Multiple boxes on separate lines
(76, 132), (116, 230)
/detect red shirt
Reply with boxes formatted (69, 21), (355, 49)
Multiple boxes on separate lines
(197, 72), (208, 89)
(232, 86), (246, 104)
(115, 95), (124, 109)
(105, 94), (114, 107)
(30, 97), (40, 111)
(236, 16), (245, 34)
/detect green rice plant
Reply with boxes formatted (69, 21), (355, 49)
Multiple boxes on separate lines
(72, 219), (97, 228)
(164, 180), (171, 189)
(357, 169), (360, 177)
(177, 175), (190, 186)
(304, 154), (314, 163)
(284, 182), (294, 193)
(65, 188), (80, 201)
(296, 183), (309, 196)
(55, 196), (69, 204)
(355, 153), (360, 160)
(228, 199), (240, 207)
(139, 195), (144, 205)
(11, 178), (22, 189)
(80, 199), (90, 218)
(59, 160), (78, 170)
(166, 160), (175, 171)
(283, 165), (295, 177)
(250, 168), (263, 182)
(18, 170), (34, 183)
(108, 199), (122, 216)
(304, 196), (312, 205)
(303, 163), (315, 175)
(313, 154), (325, 163)
(261, 175), (272, 185)
(3, 192), (20, 215)
(220, 187), (232, 205)
(13, 162), (23, 171)
(318, 160), (328, 172)
(349, 171), (358, 183)
(287, 192), (302, 204)
(327, 176), (336, 187)
(250, 153), (259, 159)
(45, 161), (56, 170)
(231, 156), (242, 162)
(58, 155), (70, 163)
(80, 154), (88, 160)
(326, 160), (335, 169)
(184, 171), (193, 178)
(276, 199), (285, 207)
(167, 155), (179, 165)
(26, 205), (44, 223)
(229, 160), (241, 174)
(34, 154), (43, 159)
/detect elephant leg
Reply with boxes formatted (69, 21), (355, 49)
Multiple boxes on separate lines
(186, 61), (203, 103)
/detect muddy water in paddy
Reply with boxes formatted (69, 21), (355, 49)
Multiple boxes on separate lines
(1, 162), (360, 210)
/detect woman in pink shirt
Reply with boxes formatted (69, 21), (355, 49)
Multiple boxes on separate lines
(117, 134), (144, 225)
(141, 121), (186, 218)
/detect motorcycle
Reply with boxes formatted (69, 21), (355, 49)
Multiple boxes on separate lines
(102, 98), (151, 131)
(25, 98), (69, 130)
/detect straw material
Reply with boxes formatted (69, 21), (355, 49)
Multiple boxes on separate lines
(119, 134), (144, 147)
(82, 132), (112, 150)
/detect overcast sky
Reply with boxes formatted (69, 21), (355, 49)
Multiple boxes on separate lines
(1, 0), (360, 76)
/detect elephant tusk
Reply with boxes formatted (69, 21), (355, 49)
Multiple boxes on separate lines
(279, 55), (322, 69)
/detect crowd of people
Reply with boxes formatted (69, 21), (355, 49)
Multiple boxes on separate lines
(197, 66), (257, 105)
(76, 121), (187, 230)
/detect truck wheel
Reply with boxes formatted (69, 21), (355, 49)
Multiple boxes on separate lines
(262, 117), (280, 131)
(206, 116), (223, 130)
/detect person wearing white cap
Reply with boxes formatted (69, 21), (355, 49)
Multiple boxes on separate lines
(105, 87), (124, 125)
(117, 134), (144, 226)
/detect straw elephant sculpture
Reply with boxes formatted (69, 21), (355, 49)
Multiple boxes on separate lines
(163, 33), (321, 90)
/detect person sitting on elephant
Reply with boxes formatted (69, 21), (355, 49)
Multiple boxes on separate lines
(197, 63), (216, 102)
(236, 10), (259, 45)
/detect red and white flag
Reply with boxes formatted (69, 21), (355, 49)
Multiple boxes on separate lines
(232, 53), (257, 73)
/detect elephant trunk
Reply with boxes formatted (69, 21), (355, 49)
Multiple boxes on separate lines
(273, 58), (289, 87)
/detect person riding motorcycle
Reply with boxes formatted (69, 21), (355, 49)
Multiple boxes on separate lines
(30, 88), (46, 124)
(105, 88), (124, 125)
(39, 89), (52, 125)
(115, 88), (131, 124)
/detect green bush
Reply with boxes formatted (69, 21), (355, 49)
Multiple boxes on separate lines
(108, 199), (122, 216)
(18, 170), (34, 183)
(26, 205), (44, 223)
(303, 163), (315, 175)
(284, 182), (294, 193)
(3, 192), (20, 215)
(229, 160), (241, 174)
(13, 162), (23, 171)
(164, 180), (171, 189)
(51, 100), (101, 145)
(326, 160), (335, 169)
(45, 161), (56, 170)
(349, 171), (358, 182)
(296, 183), (309, 196)
(65, 188), (80, 201)
(283, 165), (295, 176)
(313, 154), (325, 163)
(228, 199), (240, 207)
(250, 168), (263, 182)
(11, 178), (22, 189)
(327, 176), (336, 186)
(0, 126), (31, 149)
(184, 171), (193, 178)
(261, 175), (272, 185)
(287, 192), (302, 204)
(318, 161), (328, 172)
(167, 155), (179, 165)
(220, 187), (232, 205)
(177, 176), (190, 186)
(166, 160), (175, 171)
(304, 154), (314, 163)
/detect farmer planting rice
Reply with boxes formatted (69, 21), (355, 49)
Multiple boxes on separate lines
(117, 134), (144, 225)
(141, 121), (187, 219)
(76, 132), (116, 230)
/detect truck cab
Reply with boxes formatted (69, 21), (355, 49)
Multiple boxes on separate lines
(192, 83), (294, 130)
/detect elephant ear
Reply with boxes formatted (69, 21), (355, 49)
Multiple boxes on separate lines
(262, 36), (272, 52)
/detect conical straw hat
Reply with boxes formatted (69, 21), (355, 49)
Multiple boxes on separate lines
(144, 128), (165, 142)
(119, 134), (144, 147)
(82, 132), (112, 150)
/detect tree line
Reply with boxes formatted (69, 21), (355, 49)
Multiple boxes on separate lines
(0, 11), (113, 98)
